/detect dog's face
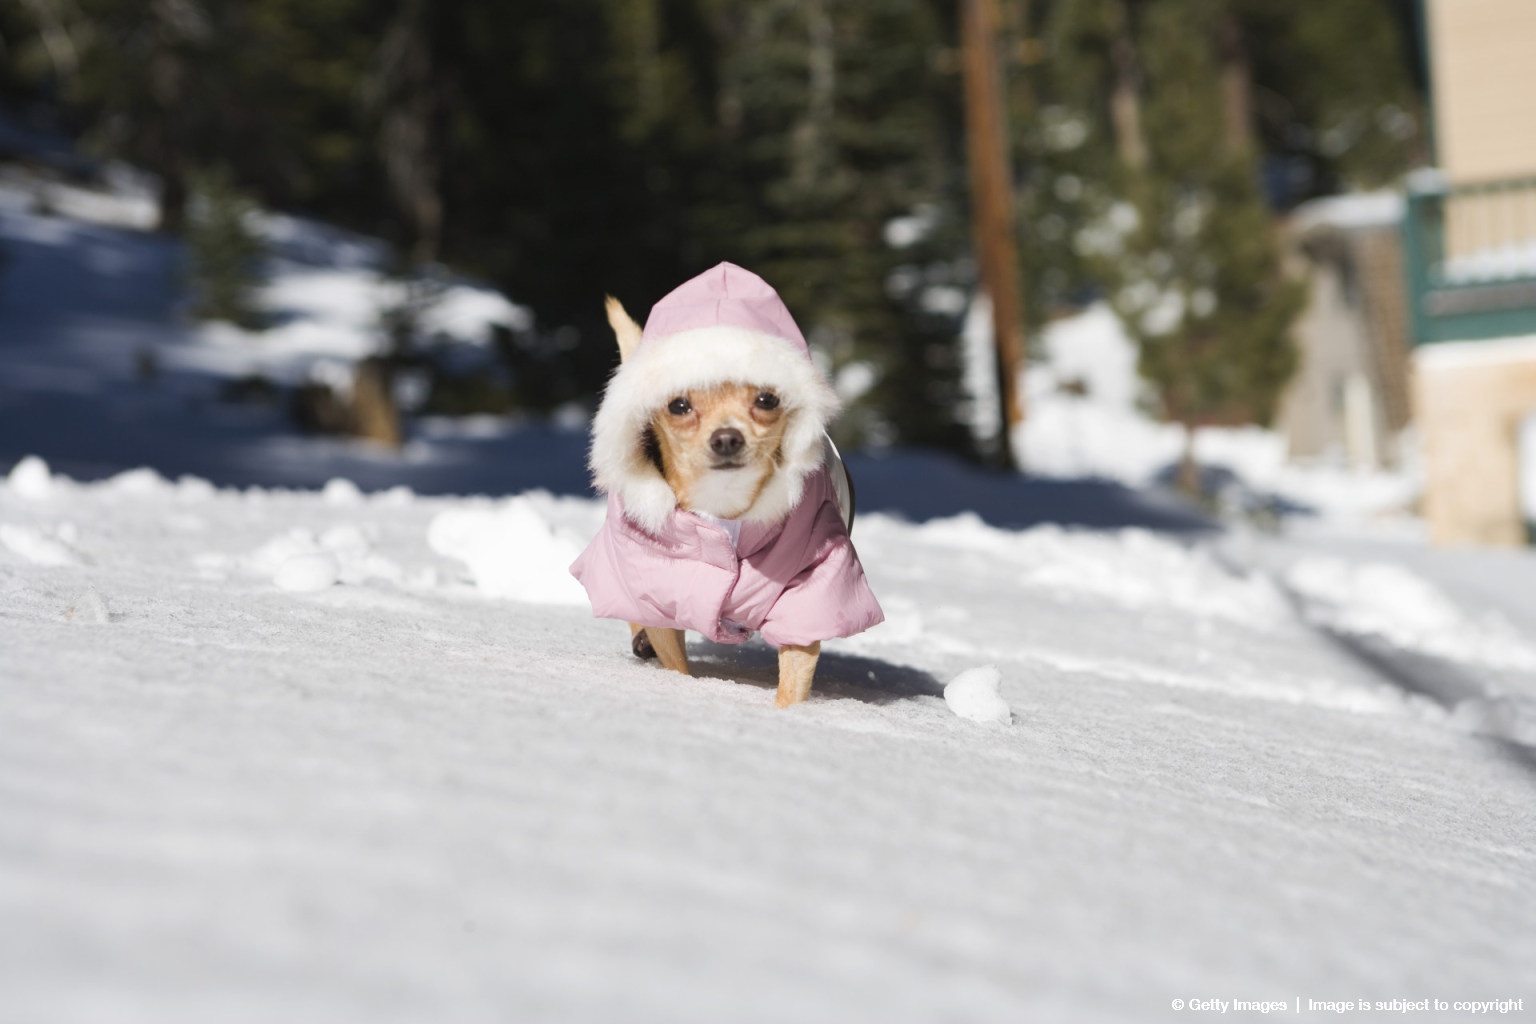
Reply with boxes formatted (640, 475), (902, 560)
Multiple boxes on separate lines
(649, 383), (788, 519)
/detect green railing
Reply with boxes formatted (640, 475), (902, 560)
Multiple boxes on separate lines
(1402, 173), (1536, 344)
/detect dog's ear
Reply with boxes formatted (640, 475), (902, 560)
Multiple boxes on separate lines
(604, 296), (643, 363)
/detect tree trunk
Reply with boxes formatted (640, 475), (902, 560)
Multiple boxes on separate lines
(1216, 7), (1254, 155)
(377, 0), (443, 265)
(148, 31), (187, 234)
(961, 0), (1026, 469)
(711, 7), (746, 140)
(1177, 423), (1201, 496)
(19, 0), (80, 83)
(789, 0), (836, 192)
(632, 0), (663, 134)
(1108, 0), (1146, 171)
(351, 357), (403, 449)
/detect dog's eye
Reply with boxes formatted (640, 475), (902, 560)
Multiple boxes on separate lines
(667, 397), (691, 416)
(755, 391), (780, 411)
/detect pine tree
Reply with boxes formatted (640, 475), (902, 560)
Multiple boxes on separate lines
(705, 0), (975, 452)
(1008, 0), (1124, 329)
(186, 169), (266, 329)
(1235, 0), (1423, 195)
(1100, 0), (1304, 493)
(1016, 0), (1417, 327)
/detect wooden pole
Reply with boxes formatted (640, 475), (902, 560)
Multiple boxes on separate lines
(961, 0), (1026, 469)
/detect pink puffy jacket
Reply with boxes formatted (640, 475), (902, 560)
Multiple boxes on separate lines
(570, 462), (883, 648)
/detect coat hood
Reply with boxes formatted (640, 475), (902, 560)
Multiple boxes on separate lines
(589, 262), (840, 534)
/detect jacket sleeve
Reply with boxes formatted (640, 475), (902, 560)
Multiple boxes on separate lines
(758, 498), (884, 647)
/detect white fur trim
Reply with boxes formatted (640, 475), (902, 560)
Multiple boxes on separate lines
(590, 326), (840, 534)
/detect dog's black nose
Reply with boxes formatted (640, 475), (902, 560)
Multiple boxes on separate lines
(709, 427), (745, 458)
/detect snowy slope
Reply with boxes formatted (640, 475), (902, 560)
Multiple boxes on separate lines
(3, 459), (1534, 1023)
(3, 166), (1533, 1021)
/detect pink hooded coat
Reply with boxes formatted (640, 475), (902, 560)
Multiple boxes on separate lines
(569, 262), (883, 647)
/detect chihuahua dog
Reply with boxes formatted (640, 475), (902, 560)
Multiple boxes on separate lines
(569, 262), (883, 707)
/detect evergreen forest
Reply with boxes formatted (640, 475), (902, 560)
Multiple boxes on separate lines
(0, 0), (1425, 461)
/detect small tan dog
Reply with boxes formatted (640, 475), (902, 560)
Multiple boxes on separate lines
(568, 263), (884, 707)
(605, 297), (820, 705)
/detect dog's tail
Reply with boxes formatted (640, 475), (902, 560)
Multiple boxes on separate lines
(604, 295), (644, 363)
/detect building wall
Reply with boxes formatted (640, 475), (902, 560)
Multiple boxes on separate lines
(1428, 0), (1536, 183)
(1415, 338), (1536, 545)
(1416, 1), (1536, 545)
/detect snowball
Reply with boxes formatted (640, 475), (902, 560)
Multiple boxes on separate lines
(71, 589), (110, 624)
(322, 478), (363, 506)
(274, 552), (340, 592)
(245, 524), (396, 588)
(944, 665), (1011, 725)
(7, 456), (52, 500)
(247, 528), (320, 575)
(106, 467), (169, 496)
(0, 523), (83, 567)
(427, 498), (588, 605)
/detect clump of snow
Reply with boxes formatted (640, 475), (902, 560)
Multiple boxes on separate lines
(376, 484), (417, 507)
(7, 456), (53, 500)
(244, 523), (400, 591)
(427, 497), (588, 606)
(322, 477), (364, 506)
(1285, 558), (1536, 672)
(70, 588), (111, 624)
(943, 665), (1011, 724)
(106, 466), (170, 497)
(0, 523), (84, 567)
(274, 552), (340, 592)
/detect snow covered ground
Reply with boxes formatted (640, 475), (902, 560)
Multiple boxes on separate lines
(1013, 304), (1421, 533)
(3, 457), (1534, 1023)
(2, 168), (1534, 1021)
